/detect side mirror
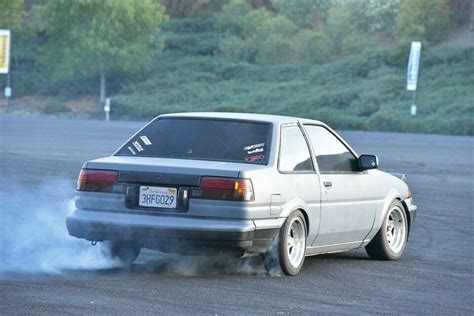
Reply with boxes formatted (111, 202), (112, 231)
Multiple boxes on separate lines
(359, 154), (378, 171)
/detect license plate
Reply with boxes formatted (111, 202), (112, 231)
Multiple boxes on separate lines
(139, 186), (177, 209)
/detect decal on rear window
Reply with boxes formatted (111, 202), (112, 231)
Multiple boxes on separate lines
(247, 147), (264, 154)
(132, 141), (144, 152)
(140, 135), (152, 145)
(128, 146), (136, 155)
(244, 154), (265, 162)
(244, 143), (265, 151)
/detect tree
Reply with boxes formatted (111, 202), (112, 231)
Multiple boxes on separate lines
(446, 0), (472, 26)
(343, 0), (401, 37)
(322, 5), (370, 57)
(0, 0), (24, 31)
(395, 0), (452, 45)
(160, 0), (227, 18)
(270, 0), (334, 28)
(217, 1), (298, 63)
(41, 0), (168, 107)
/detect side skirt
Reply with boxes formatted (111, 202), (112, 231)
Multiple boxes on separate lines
(305, 240), (371, 256)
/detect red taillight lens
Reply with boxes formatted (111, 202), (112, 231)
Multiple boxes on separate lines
(77, 169), (118, 192)
(199, 177), (254, 201)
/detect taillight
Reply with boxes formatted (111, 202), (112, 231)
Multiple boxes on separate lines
(77, 169), (118, 192)
(197, 177), (254, 201)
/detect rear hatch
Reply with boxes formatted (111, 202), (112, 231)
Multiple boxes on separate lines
(78, 117), (272, 213)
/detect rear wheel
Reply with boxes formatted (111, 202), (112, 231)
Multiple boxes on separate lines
(366, 200), (408, 260)
(263, 210), (307, 276)
(102, 241), (141, 268)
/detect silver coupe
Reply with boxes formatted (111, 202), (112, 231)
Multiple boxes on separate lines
(66, 113), (417, 275)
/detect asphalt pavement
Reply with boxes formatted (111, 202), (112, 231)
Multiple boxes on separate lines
(0, 116), (472, 314)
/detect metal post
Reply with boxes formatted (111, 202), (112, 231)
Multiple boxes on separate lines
(5, 71), (10, 109)
(104, 97), (111, 122)
(411, 89), (417, 116)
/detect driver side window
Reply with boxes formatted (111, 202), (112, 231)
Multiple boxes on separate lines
(304, 125), (358, 173)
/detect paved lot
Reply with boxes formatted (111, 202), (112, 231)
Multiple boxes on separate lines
(0, 117), (472, 314)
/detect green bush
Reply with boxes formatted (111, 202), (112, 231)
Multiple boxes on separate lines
(218, 5), (299, 64)
(322, 5), (373, 57)
(111, 45), (473, 135)
(344, 0), (401, 36)
(217, 1), (373, 64)
(292, 30), (332, 64)
(42, 101), (70, 114)
(395, 0), (452, 45)
(270, 0), (334, 28)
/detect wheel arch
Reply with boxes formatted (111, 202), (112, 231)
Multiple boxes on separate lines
(297, 208), (310, 234)
(366, 189), (404, 242)
(282, 207), (310, 235)
(399, 198), (412, 239)
(279, 199), (311, 235)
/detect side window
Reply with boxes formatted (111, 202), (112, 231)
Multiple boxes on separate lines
(304, 125), (358, 173)
(279, 126), (313, 172)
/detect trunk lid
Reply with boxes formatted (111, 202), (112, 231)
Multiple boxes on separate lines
(85, 156), (244, 178)
(82, 156), (261, 213)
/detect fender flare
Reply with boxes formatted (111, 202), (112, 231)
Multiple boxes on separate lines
(365, 188), (403, 242)
(279, 198), (311, 234)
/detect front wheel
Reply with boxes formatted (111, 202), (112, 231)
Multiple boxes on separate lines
(366, 200), (408, 260)
(263, 210), (307, 276)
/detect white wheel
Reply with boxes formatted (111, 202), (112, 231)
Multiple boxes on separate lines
(366, 200), (408, 260)
(262, 210), (307, 275)
(385, 206), (407, 254)
(286, 216), (306, 269)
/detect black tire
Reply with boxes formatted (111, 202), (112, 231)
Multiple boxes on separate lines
(262, 210), (307, 276)
(103, 241), (141, 268)
(366, 200), (408, 260)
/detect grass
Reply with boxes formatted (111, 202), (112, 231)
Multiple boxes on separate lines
(112, 39), (474, 134)
(10, 18), (474, 135)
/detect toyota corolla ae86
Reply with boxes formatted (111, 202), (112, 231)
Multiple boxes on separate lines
(66, 113), (416, 275)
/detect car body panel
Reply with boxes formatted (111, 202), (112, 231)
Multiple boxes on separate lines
(312, 172), (377, 246)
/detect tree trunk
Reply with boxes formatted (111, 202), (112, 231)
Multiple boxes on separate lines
(100, 72), (106, 107)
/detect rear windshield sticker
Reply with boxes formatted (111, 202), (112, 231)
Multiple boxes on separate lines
(140, 135), (152, 145)
(132, 141), (144, 152)
(245, 154), (265, 163)
(244, 143), (265, 151)
(128, 146), (136, 155)
(247, 148), (264, 155)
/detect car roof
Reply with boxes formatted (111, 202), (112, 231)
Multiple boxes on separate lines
(159, 112), (325, 126)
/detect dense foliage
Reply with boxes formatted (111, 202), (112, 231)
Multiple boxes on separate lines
(1, 0), (472, 135)
(112, 19), (474, 135)
(395, 0), (452, 44)
(40, 0), (168, 106)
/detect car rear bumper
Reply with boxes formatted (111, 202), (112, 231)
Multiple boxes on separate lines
(66, 209), (280, 254)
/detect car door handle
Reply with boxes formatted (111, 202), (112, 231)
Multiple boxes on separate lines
(324, 181), (332, 188)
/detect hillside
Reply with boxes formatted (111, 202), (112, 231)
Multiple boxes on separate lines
(109, 19), (473, 135)
(3, 16), (473, 135)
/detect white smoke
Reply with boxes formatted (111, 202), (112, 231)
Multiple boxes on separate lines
(0, 178), (280, 277)
(0, 178), (121, 276)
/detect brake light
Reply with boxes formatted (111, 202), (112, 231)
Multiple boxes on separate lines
(77, 169), (118, 192)
(199, 177), (254, 201)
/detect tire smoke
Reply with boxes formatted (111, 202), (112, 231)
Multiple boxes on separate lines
(0, 179), (121, 276)
(0, 179), (277, 277)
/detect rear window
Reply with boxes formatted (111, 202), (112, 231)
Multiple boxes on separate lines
(115, 118), (272, 165)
